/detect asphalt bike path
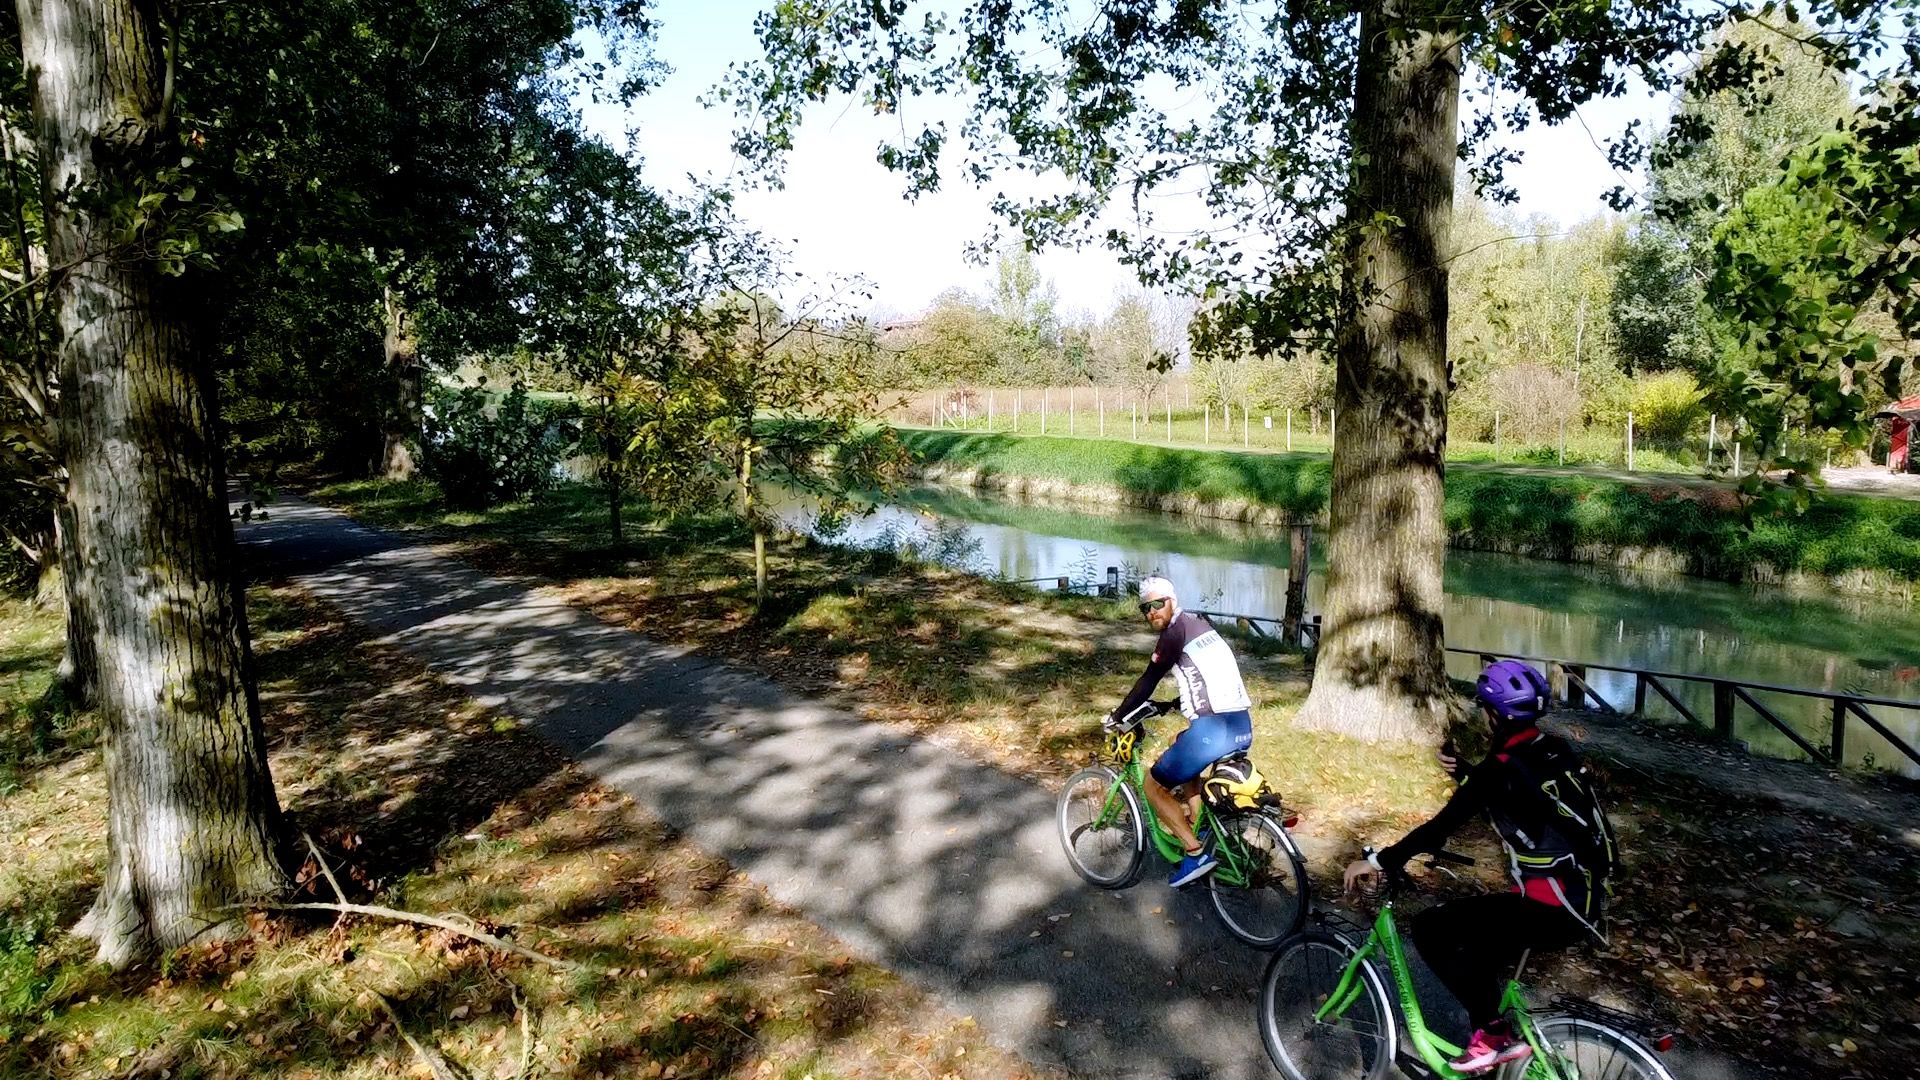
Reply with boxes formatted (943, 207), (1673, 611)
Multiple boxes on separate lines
(239, 499), (1758, 1080)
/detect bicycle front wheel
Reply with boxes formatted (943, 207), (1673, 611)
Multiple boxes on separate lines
(1056, 766), (1146, 888)
(1207, 812), (1309, 948)
(1505, 1016), (1676, 1080)
(1259, 931), (1395, 1080)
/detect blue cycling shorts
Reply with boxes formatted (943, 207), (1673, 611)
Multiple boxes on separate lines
(1150, 709), (1254, 788)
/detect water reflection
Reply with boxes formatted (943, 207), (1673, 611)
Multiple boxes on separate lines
(766, 485), (1920, 774)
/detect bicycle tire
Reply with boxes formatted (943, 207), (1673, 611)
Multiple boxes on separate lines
(1503, 1015), (1676, 1080)
(1260, 930), (1395, 1080)
(1056, 766), (1146, 888)
(1207, 812), (1310, 948)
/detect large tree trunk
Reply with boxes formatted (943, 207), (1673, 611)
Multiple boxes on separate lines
(53, 500), (95, 706)
(1295, 0), (1461, 743)
(379, 286), (422, 479)
(18, 0), (285, 967)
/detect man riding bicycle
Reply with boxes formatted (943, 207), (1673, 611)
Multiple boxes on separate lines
(1344, 660), (1617, 1075)
(1105, 576), (1254, 888)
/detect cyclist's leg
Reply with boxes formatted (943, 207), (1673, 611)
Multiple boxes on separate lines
(1414, 893), (1590, 1030)
(1411, 893), (1534, 1031)
(1147, 714), (1234, 852)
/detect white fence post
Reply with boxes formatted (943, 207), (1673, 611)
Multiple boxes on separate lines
(1164, 384), (1173, 441)
(1627, 411), (1636, 471)
(1204, 403), (1211, 443)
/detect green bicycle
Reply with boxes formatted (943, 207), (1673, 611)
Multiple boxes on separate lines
(1259, 851), (1677, 1080)
(1055, 699), (1310, 948)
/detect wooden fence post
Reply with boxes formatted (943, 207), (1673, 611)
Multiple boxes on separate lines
(1627, 411), (1636, 471)
(1283, 524), (1311, 645)
(1287, 408), (1293, 450)
(1564, 663), (1587, 708)
(1042, 388), (1049, 435)
(1830, 698), (1848, 764)
(1712, 681), (1735, 739)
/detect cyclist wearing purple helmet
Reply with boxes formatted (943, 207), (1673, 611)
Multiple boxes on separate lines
(1344, 660), (1619, 1074)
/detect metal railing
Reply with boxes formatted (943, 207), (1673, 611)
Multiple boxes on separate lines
(1183, 607), (1920, 771)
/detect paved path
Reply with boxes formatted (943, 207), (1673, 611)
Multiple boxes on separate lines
(240, 500), (1759, 1079)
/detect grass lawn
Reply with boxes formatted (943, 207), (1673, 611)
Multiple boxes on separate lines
(897, 429), (1920, 589)
(307, 477), (1920, 1079)
(0, 586), (1047, 1080)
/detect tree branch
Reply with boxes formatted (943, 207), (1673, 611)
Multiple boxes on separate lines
(232, 902), (586, 972)
(373, 991), (466, 1080)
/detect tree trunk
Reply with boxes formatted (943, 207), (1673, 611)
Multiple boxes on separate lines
(739, 435), (766, 603)
(379, 286), (421, 479)
(18, 0), (285, 967)
(53, 500), (95, 706)
(1295, 0), (1460, 743)
(595, 385), (626, 543)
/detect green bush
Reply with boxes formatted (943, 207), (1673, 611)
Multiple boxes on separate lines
(1631, 370), (1705, 448)
(422, 382), (580, 510)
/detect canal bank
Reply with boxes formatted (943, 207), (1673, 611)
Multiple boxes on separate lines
(768, 482), (1920, 774)
(899, 428), (1920, 597)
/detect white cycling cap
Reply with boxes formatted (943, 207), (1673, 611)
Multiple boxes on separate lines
(1138, 576), (1177, 602)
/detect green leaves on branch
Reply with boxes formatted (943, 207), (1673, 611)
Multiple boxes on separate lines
(1706, 78), (1920, 492)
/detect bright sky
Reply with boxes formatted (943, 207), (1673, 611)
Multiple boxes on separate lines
(580, 2), (1682, 322)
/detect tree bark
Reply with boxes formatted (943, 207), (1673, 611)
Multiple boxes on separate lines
(1296, 0), (1460, 743)
(17, 0), (285, 966)
(53, 500), (95, 705)
(379, 286), (422, 479)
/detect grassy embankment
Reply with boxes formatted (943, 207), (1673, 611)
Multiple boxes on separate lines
(899, 429), (1920, 591)
(309, 478), (1918, 1078)
(0, 586), (1043, 1080)
(894, 398), (1702, 474)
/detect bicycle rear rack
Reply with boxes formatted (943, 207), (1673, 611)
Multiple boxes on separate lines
(1547, 994), (1679, 1050)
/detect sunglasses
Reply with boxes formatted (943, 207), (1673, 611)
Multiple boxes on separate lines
(1138, 598), (1171, 615)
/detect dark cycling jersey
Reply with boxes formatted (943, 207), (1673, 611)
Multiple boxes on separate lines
(1378, 728), (1610, 937)
(1115, 610), (1253, 721)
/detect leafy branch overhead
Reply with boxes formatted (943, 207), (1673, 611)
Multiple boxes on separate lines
(724, 1), (1718, 360)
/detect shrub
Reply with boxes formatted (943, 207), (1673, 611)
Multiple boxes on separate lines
(1482, 362), (1582, 443)
(422, 382), (579, 510)
(1631, 370), (1705, 448)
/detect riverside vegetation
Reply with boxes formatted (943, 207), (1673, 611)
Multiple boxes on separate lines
(899, 430), (1920, 594)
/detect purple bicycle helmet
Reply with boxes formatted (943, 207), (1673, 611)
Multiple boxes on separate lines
(1476, 660), (1550, 722)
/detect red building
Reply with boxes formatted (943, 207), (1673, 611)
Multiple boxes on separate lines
(1884, 394), (1920, 473)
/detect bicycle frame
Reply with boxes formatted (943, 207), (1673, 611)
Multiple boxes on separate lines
(1314, 904), (1570, 1080)
(1094, 722), (1265, 887)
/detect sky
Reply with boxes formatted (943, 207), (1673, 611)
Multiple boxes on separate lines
(579, 2), (1686, 322)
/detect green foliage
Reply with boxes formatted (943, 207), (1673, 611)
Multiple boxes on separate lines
(0, 910), (53, 1034)
(1632, 370), (1707, 448)
(421, 384), (579, 510)
(1707, 80), (1920, 488)
(1609, 226), (1706, 375)
(729, 2), (1712, 363)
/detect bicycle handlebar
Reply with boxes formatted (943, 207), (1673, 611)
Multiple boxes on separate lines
(1107, 698), (1179, 730)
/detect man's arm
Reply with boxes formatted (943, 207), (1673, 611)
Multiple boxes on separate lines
(1373, 759), (1496, 873)
(1112, 621), (1183, 721)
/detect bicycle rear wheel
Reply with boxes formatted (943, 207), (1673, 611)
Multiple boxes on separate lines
(1207, 812), (1309, 948)
(1259, 931), (1395, 1080)
(1504, 1016), (1676, 1080)
(1056, 766), (1146, 888)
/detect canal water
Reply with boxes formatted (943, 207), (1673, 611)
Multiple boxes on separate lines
(766, 484), (1920, 774)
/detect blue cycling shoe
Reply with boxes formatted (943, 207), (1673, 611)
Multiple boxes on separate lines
(1168, 850), (1218, 888)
